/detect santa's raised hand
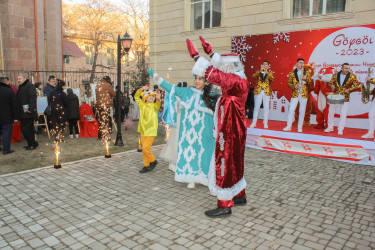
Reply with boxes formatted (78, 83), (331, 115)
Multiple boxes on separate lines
(186, 39), (199, 61)
(199, 36), (213, 56)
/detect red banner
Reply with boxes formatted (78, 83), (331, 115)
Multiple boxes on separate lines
(232, 24), (375, 119)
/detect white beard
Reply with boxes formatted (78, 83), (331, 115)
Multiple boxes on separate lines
(217, 62), (246, 79)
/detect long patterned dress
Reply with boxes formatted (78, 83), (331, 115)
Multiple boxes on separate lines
(159, 79), (216, 185)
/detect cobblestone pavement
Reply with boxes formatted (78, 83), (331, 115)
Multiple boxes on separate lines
(0, 146), (374, 250)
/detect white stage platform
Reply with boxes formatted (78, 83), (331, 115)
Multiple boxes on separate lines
(246, 127), (375, 166)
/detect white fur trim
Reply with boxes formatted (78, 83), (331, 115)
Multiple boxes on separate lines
(153, 73), (159, 81)
(192, 57), (210, 77)
(208, 150), (217, 196)
(216, 177), (247, 200)
(213, 96), (221, 138)
(157, 77), (164, 85)
(175, 172), (208, 186)
(208, 96), (221, 196)
(234, 71), (247, 80)
(206, 67), (215, 82)
(210, 53), (221, 68)
(220, 55), (240, 63)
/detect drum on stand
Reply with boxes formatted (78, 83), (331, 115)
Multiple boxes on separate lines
(327, 94), (345, 105)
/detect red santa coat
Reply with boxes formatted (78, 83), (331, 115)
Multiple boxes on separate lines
(204, 65), (250, 200)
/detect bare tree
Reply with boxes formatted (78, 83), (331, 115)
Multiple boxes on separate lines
(63, 0), (126, 83)
(119, 0), (150, 87)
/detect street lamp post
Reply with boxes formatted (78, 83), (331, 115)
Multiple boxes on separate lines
(115, 31), (133, 147)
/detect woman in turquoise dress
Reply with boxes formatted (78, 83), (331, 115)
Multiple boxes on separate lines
(147, 69), (219, 188)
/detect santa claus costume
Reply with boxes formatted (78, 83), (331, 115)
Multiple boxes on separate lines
(313, 67), (334, 129)
(187, 36), (250, 217)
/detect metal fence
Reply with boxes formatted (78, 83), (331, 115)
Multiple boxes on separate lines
(0, 70), (133, 97)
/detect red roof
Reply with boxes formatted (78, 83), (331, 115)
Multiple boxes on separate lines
(63, 40), (86, 57)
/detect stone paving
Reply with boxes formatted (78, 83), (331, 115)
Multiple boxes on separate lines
(0, 145), (374, 250)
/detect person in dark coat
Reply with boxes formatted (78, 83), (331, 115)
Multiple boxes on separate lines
(3, 77), (18, 94)
(43, 76), (56, 129)
(0, 77), (18, 154)
(66, 88), (80, 138)
(48, 79), (68, 142)
(43, 75), (56, 100)
(113, 86), (126, 124)
(123, 92), (131, 118)
(16, 73), (38, 150)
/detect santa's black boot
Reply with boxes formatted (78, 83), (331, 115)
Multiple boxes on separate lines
(205, 207), (231, 218)
(233, 196), (247, 206)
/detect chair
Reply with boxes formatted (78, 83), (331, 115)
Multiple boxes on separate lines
(34, 114), (50, 139)
(79, 103), (99, 137)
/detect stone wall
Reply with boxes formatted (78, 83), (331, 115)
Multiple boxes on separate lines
(0, 0), (62, 72)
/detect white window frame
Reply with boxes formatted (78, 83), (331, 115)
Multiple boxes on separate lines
(190, 0), (220, 30)
(85, 46), (94, 65)
(107, 48), (115, 66)
(291, 0), (346, 17)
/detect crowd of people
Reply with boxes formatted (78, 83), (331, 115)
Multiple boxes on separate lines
(0, 74), (133, 154)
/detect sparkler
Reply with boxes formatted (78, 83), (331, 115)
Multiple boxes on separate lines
(54, 142), (61, 169)
(166, 128), (170, 141)
(105, 140), (111, 158)
(97, 102), (112, 159)
(163, 121), (170, 142)
(137, 137), (142, 152)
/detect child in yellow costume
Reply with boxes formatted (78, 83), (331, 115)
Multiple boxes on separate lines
(135, 85), (161, 173)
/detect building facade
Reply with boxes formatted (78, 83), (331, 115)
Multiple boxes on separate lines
(0, 0), (63, 72)
(149, 0), (375, 84)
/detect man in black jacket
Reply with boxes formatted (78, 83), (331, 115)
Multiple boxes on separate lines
(43, 75), (56, 100)
(0, 77), (18, 154)
(16, 73), (38, 150)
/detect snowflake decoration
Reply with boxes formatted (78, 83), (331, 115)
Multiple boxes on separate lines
(273, 32), (290, 44)
(231, 36), (252, 62)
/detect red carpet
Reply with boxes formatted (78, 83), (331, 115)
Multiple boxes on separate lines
(246, 119), (372, 141)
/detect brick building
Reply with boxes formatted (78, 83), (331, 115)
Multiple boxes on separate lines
(0, 0), (63, 72)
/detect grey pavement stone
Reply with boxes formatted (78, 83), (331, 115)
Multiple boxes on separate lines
(120, 239), (138, 248)
(28, 238), (45, 248)
(42, 236), (60, 246)
(149, 243), (168, 250)
(0, 146), (374, 249)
